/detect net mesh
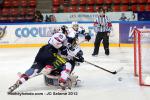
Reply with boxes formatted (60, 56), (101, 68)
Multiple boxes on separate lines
(134, 29), (150, 86)
(140, 31), (150, 85)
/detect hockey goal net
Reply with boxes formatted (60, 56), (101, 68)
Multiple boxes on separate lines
(134, 28), (150, 86)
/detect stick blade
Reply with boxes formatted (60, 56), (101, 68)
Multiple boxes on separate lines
(112, 67), (124, 75)
(116, 67), (124, 74)
(112, 71), (117, 74)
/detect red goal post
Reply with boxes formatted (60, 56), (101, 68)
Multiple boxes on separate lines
(134, 28), (150, 86)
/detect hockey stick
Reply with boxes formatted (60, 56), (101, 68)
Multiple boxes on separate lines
(84, 60), (123, 75)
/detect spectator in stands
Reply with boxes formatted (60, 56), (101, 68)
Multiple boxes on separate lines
(58, 4), (64, 13)
(132, 13), (136, 21)
(49, 15), (57, 22)
(45, 15), (57, 22)
(45, 15), (50, 22)
(119, 13), (127, 21)
(34, 10), (43, 22)
(92, 7), (112, 56)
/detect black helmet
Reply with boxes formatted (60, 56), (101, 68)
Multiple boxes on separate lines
(61, 25), (68, 34)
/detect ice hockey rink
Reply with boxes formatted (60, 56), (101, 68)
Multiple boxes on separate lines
(0, 47), (150, 100)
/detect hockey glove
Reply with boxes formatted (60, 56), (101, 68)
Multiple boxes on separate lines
(60, 46), (68, 56)
(80, 29), (85, 35)
(75, 56), (84, 63)
(85, 34), (91, 41)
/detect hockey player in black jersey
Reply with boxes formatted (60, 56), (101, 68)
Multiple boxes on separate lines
(8, 26), (68, 93)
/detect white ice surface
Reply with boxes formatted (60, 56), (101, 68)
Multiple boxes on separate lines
(0, 47), (150, 100)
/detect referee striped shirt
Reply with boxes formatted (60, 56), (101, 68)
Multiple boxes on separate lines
(94, 14), (112, 33)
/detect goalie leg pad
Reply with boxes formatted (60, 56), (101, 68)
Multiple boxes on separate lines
(44, 76), (59, 86)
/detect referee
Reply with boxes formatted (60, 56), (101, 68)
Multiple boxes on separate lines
(92, 7), (112, 56)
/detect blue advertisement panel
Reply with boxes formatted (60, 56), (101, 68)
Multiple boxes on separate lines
(119, 22), (150, 43)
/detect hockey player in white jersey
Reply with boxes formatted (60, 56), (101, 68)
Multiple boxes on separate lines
(56, 24), (90, 89)
(68, 21), (91, 43)
(44, 25), (85, 90)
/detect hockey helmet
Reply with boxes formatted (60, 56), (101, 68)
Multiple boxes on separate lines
(72, 21), (79, 31)
(61, 25), (68, 34)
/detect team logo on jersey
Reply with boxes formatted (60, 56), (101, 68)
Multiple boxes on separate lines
(0, 26), (7, 40)
(59, 34), (64, 39)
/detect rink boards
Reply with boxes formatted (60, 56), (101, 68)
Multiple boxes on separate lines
(0, 21), (150, 48)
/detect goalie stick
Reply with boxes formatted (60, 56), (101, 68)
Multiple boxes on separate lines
(84, 60), (123, 75)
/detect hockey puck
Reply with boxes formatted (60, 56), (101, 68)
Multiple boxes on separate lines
(118, 77), (122, 81)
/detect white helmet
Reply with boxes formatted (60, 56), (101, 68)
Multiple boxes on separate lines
(72, 21), (79, 31)
(72, 21), (78, 26)
(49, 33), (66, 49)
(50, 38), (62, 49)
(53, 27), (61, 33)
